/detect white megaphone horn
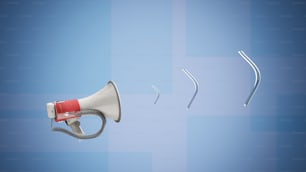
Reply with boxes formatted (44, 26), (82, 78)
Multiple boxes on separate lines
(46, 81), (121, 139)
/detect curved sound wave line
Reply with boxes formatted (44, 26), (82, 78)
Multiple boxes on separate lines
(182, 68), (199, 109)
(238, 50), (261, 107)
(152, 85), (160, 104)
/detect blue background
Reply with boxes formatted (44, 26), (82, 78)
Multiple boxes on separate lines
(0, 0), (306, 171)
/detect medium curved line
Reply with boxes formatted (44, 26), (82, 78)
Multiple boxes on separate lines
(182, 68), (199, 109)
(152, 85), (160, 104)
(238, 50), (261, 107)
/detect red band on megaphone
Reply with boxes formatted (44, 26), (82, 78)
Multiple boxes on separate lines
(55, 99), (80, 114)
(55, 112), (80, 122)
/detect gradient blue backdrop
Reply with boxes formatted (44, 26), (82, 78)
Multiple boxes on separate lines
(0, 0), (306, 171)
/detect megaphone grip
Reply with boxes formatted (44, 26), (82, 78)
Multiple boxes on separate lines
(55, 99), (80, 114)
(52, 110), (106, 139)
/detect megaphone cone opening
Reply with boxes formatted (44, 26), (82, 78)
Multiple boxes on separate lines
(108, 80), (122, 123)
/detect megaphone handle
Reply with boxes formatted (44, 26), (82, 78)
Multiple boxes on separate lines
(67, 120), (84, 135)
(51, 110), (106, 139)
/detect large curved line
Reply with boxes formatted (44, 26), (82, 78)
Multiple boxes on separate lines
(182, 68), (199, 109)
(238, 50), (261, 107)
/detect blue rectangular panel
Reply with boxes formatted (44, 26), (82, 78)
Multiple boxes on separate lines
(111, 0), (172, 94)
(0, 109), (45, 118)
(251, 0), (306, 58)
(0, 0), (111, 94)
(251, 115), (306, 132)
(0, 152), (108, 171)
(251, 94), (306, 132)
(186, 0), (250, 57)
(277, 133), (306, 171)
(108, 152), (152, 172)
(188, 116), (253, 172)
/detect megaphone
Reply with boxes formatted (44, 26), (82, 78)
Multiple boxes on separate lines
(46, 81), (121, 139)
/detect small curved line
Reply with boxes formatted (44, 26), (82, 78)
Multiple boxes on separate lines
(182, 68), (199, 109)
(152, 85), (160, 104)
(238, 50), (261, 107)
